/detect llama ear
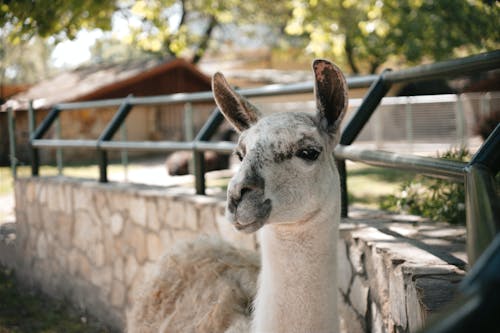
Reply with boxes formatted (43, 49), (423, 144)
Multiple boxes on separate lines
(212, 72), (262, 133)
(312, 59), (348, 136)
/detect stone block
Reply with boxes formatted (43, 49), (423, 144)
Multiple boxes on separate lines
(38, 182), (47, 205)
(409, 273), (462, 331)
(90, 243), (106, 268)
(184, 204), (199, 231)
(111, 213), (124, 236)
(146, 199), (160, 231)
(389, 265), (407, 330)
(26, 181), (36, 203)
(129, 196), (147, 227)
(365, 246), (390, 319)
(370, 302), (386, 333)
(350, 275), (369, 316)
(156, 198), (169, 228)
(349, 240), (365, 275)
(73, 210), (102, 251)
(73, 186), (93, 211)
(124, 224), (147, 264)
(94, 190), (111, 225)
(55, 213), (73, 249)
(111, 280), (126, 308)
(166, 199), (185, 229)
(91, 266), (113, 296)
(36, 233), (48, 260)
(338, 238), (353, 295)
(339, 298), (365, 333)
(125, 255), (139, 286)
(113, 257), (125, 282)
(146, 232), (164, 261)
(198, 205), (218, 235)
(78, 254), (92, 279)
(67, 249), (80, 276)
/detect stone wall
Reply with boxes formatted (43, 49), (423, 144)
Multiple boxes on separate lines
(3, 177), (466, 332)
(338, 215), (466, 332)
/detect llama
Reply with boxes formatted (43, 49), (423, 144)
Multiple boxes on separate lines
(129, 59), (347, 333)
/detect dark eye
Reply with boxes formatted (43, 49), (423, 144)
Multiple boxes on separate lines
(296, 148), (321, 161)
(234, 151), (244, 162)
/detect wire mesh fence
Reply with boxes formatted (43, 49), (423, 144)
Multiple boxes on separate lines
(262, 92), (499, 155)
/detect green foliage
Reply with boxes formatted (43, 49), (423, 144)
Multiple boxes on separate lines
(285, 0), (500, 73)
(125, 0), (291, 62)
(380, 147), (470, 224)
(0, 0), (116, 43)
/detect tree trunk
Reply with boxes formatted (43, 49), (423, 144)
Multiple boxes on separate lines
(344, 35), (360, 74)
(191, 16), (218, 64)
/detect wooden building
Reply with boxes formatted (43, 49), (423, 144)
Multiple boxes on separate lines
(1, 58), (215, 165)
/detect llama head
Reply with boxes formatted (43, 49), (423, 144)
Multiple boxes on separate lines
(212, 59), (347, 233)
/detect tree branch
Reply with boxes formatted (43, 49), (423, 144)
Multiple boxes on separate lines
(344, 35), (360, 74)
(191, 15), (218, 64)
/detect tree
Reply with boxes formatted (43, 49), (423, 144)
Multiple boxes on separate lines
(124, 0), (291, 63)
(285, 0), (499, 74)
(0, 0), (116, 43)
(1, 0), (291, 65)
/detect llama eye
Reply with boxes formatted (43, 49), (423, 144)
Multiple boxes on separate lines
(234, 151), (244, 162)
(296, 148), (321, 161)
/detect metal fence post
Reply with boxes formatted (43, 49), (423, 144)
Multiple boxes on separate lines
(28, 101), (35, 138)
(97, 96), (133, 183)
(184, 103), (194, 174)
(405, 97), (414, 153)
(31, 106), (61, 177)
(7, 107), (17, 179)
(337, 159), (348, 218)
(120, 122), (129, 182)
(193, 109), (226, 195)
(55, 117), (63, 175)
(338, 71), (393, 217)
(456, 94), (466, 147)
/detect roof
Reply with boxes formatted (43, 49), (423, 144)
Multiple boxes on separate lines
(3, 57), (211, 111)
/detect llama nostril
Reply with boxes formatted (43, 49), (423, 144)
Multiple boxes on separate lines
(228, 186), (254, 213)
(240, 187), (252, 199)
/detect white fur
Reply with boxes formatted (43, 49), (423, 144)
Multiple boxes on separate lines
(129, 59), (347, 333)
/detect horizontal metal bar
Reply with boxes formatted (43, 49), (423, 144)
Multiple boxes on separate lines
(334, 145), (466, 182)
(194, 141), (236, 153)
(32, 139), (98, 149)
(99, 140), (237, 153)
(99, 141), (194, 151)
(49, 52), (498, 113)
(57, 98), (125, 110)
(383, 50), (500, 83)
(52, 75), (377, 111)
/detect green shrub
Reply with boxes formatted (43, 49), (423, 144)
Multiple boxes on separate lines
(380, 147), (470, 224)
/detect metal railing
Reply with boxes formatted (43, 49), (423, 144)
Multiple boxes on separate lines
(17, 51), (499, 261)
(7, 50), (500, 332)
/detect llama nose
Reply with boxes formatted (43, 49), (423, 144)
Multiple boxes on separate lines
(228, 184), (255, 213)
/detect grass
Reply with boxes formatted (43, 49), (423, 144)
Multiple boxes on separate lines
(0, 164), (138, 196)
(346, 162), (415, 209)
(0, 266), (111, 333)
(1, 162), (411, 207)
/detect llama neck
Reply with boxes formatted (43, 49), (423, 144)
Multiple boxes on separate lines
(252, 208), (339, 333)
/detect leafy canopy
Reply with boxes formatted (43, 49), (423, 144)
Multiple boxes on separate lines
(285, 0), (499, 73)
